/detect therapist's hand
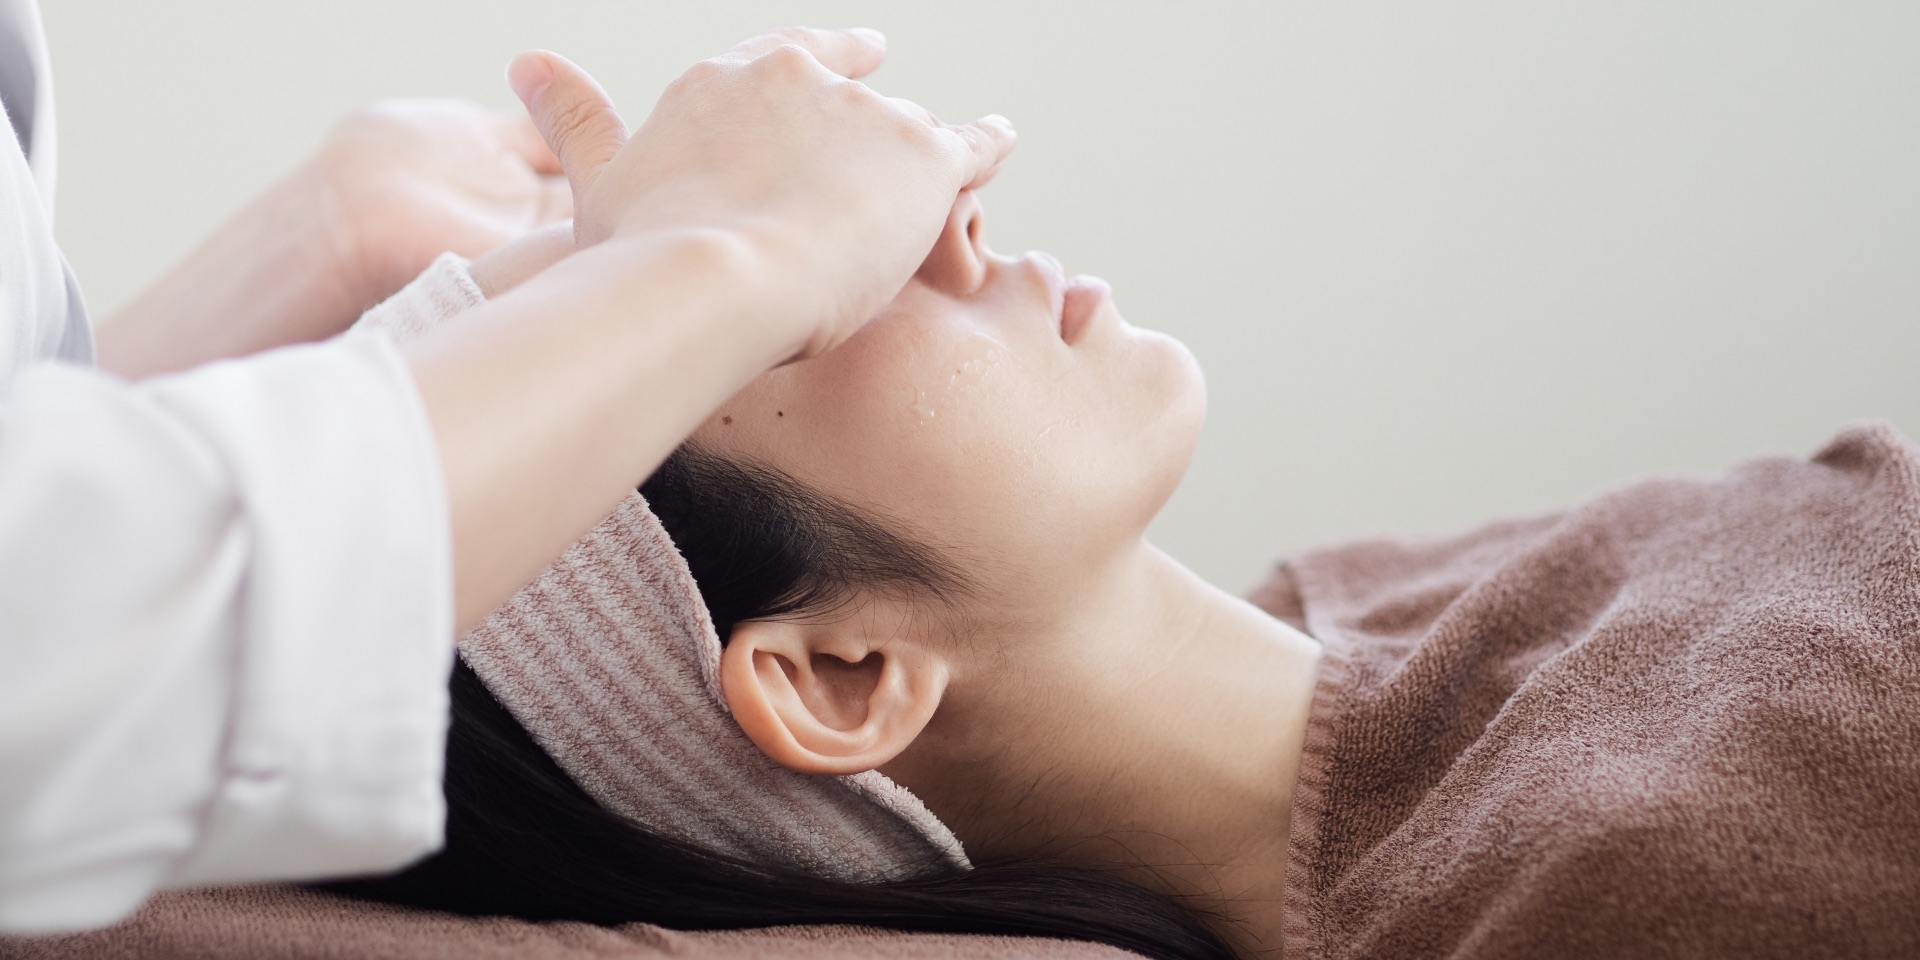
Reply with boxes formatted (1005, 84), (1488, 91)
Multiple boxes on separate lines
(97, 99), (570, 379)
(314, 100), (572, 309)
(465, 220), (575, 299)
(407, 28), (1017, 631)
(507, 28), (1016, 364)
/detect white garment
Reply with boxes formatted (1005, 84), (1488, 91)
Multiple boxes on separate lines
(0, 0), (86, 372)
(0, 0), (457, 934)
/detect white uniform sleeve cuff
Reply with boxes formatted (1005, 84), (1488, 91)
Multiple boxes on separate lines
(149, 332), (456, 886)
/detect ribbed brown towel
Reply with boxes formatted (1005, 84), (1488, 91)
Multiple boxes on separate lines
(0, 885), (1131, 960)
(1255, 421), (1920, 959)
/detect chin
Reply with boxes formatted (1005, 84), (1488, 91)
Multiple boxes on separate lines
(1133, 329), (1208, 512)
(1143, 327), (1206, 427)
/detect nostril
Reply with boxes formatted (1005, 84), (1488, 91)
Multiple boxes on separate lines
(913, 193), (991, 294)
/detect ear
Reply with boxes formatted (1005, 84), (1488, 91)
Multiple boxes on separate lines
(719, 600), (949, 776)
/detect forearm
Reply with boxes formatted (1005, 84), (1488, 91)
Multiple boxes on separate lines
(405, 231), (791, 633)
(95, 164), (364, 379)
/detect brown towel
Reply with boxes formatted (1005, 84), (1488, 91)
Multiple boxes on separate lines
(0, 885), (1131, 960)
(1259, 421), (1920, 959)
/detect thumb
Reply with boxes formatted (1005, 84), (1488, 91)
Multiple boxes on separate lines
(508, 50), (627, 237)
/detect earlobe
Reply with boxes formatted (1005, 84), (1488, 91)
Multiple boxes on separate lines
(720, 614), (948, 776)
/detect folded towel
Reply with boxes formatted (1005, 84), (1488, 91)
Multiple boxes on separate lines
(460, 493), (968, 880)
(1260, 422), (1920, 959)
(349, 251), (487, 343)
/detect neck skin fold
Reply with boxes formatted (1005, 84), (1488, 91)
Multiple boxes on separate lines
(882, 543), (1322, 958)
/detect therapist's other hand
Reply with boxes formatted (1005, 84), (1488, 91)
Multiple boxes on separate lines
(466, 221), (576, 299)
(506, 28), (1016, 363)
(96, 99), (570, 380)
(315, 100), (572, 309)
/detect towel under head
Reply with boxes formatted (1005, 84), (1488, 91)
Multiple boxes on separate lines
(458, 492), (970, 882)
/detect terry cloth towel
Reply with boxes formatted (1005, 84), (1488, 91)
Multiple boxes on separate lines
(0, 885), (1133, 960)
(458, 493), (969, 881)
(1252, 421), (1920, 960)
(354, 253), (968, 882)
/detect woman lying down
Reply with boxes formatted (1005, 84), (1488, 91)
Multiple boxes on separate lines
(331, 189), (1920, 960)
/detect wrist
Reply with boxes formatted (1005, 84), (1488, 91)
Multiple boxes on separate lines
(95, 162), (368, 377)
(588, 228), (804, 372)
(298, 152), (396, 312)
(410, 227), (812, 626)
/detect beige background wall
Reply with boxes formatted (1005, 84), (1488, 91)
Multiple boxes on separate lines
(44, 1), (1920, 593)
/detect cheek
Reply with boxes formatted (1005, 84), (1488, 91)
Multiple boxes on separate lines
(699, 332), (1084, 551)
(814, 335), (1077, 534)
(690, 305), (1206, 588)
(818, 333), (1198, 573)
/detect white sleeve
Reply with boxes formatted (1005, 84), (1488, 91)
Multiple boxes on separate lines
(0, 255), (485, 933)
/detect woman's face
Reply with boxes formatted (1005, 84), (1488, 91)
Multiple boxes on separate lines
(691, 192), (1204, 615)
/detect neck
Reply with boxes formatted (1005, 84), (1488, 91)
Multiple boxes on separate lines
(885, 543), (1322, 958)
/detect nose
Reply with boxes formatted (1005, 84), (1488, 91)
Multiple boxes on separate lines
(914, 190), (989, 295)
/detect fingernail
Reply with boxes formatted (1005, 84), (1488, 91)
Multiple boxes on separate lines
(848, 27), (887, 48)
(508, 52), (554, 106)
(982, 113), (1014, 133)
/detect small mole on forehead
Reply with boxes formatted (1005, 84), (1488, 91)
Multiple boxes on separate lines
(722, 416), (733, 426)
(777, 410), (785, 417)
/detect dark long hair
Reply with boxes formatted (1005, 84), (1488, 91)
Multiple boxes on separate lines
(325, 450), (1233, 960)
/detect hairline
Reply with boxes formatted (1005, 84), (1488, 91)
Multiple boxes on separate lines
(674, 443), (976, 614)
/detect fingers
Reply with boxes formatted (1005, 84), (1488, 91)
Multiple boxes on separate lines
(944, 115), (1018, 190)
(466, 220), (577, 299)
(491, 110), (563, 176)
(876, 95), (1016, 189)
(726, 26), (888, 78)
(508, 50), (627, 220)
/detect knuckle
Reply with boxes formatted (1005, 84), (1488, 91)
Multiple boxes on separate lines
(676, 57), (730, 87)
(944, 124), (980, 152)
(759, 42), (818, 77)
(897, 116), (951, 154)
(830, 77), (874, 106)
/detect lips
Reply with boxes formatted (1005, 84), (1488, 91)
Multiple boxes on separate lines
(1029, 251), (1068, 335)
(1026, 251), (1108, 346)
(1059, 275), (1111, 346)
